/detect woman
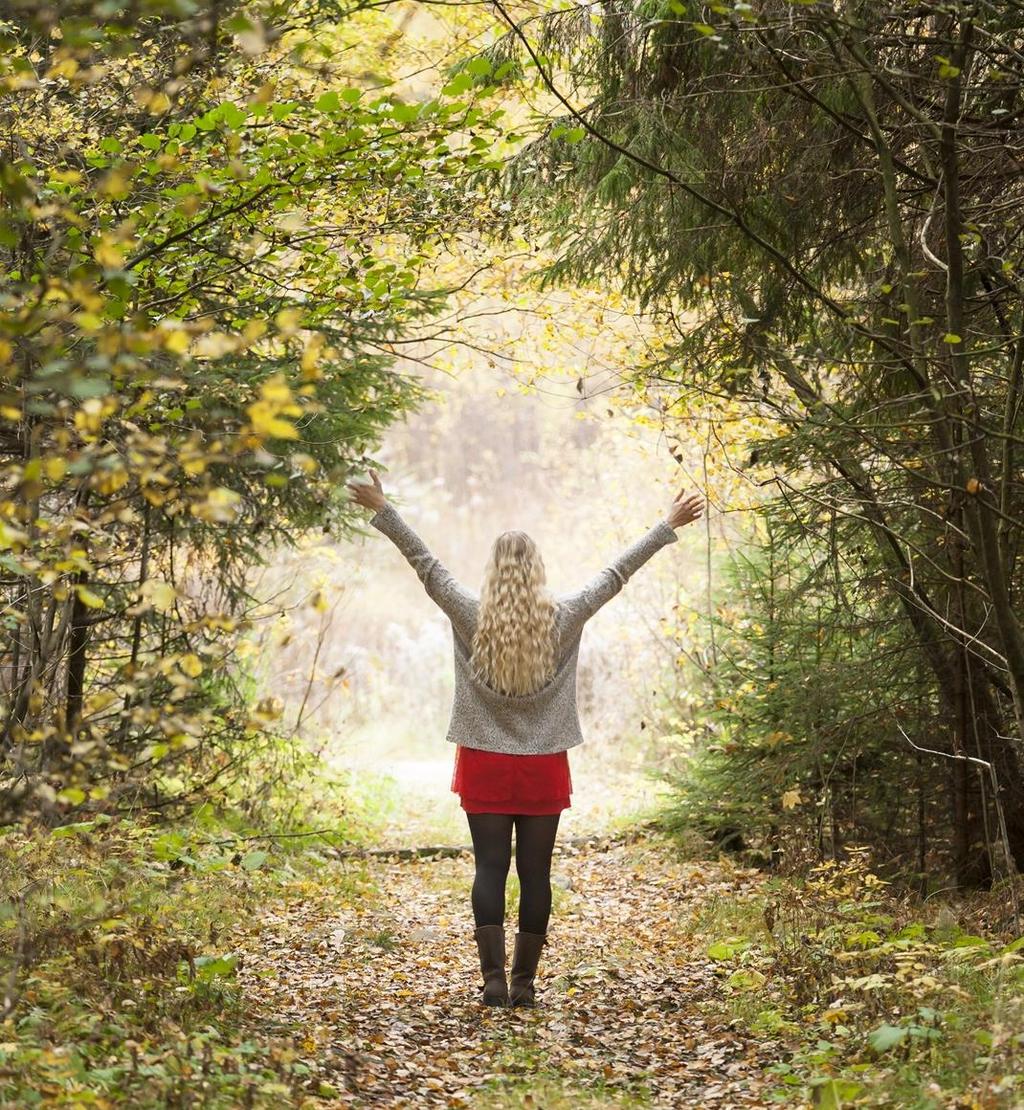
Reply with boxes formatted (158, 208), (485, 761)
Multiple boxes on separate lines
(346, 469), (704, 1008)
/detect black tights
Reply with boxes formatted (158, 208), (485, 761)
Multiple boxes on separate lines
(466, 812), (561, 934)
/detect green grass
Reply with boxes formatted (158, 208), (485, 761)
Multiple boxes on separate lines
(342, 765), (469, 847)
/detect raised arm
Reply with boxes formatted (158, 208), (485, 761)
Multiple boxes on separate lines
(347, 471), (477, 643)
(559, 487), (704, 628)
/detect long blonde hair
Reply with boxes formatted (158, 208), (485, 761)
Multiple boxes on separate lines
(470, 530), (558, 696)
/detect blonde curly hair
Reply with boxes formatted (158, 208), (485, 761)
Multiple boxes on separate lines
(470, 530), (558, 697)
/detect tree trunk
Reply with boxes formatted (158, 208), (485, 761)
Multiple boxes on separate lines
(65, 572), (90, 737)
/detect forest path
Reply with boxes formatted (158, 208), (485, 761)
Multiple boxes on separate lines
(236, 831), (783, 1108)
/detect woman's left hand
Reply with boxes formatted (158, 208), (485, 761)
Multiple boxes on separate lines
(346, 468), (389, 512)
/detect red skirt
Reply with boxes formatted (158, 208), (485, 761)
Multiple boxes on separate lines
(451, 744), (572, 815)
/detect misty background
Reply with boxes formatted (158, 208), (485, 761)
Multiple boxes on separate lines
(248, 271), (717, 846)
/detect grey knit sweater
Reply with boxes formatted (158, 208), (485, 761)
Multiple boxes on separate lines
(368, 502), (679, 755)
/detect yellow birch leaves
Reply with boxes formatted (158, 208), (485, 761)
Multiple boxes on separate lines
(246, 373), (303, 441)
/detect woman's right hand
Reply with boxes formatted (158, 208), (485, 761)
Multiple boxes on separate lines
(666, 488), (705, 529)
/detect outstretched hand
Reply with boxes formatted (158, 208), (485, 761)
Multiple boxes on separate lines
(346, 468), (389, 512)
(666, 487), (705, 530)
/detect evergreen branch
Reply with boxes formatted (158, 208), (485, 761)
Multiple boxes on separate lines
(489, 0), (925, 384)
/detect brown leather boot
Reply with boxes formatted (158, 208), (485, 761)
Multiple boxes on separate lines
(473, 925), (509, 1006)
(509, 931), (547, 1007)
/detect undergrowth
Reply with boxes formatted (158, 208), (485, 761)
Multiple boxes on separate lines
(0, 772), (375, 1108)
(684, 847), (1024, 1108)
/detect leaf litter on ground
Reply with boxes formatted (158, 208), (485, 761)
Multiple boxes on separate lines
(235, 834), (777, 1107)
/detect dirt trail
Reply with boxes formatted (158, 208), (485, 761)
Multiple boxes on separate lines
(237, 833), (782, 1108)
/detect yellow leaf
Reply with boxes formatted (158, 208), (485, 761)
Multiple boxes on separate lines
(46, 57), (79, 80)
(93, 466), (129, 496)
(300, 339), (322, 372)
(781, 788), (802, 810)
(248, 406), (299, 439)
(164, 329), (190, 355)
(75, 584), (105, 609)
(259, 372), (296, 408)
(100, 168), (131, 199)
(275, 308), (302, 334)
(0, 521), (29, 549)
(193, 332), (238, 358)
(291, 452), (318, 474)
(192, 486), (242, 523)
(141, 579), (177, 612)
(94, 236), (125, 269)
(146, 90), (172, 114)
(179, 653), (203, 678)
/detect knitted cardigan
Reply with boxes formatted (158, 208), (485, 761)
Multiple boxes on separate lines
(368, 502), (679, 755)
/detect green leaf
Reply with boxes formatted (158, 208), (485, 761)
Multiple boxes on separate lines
(565, 126), (586, 143)
(152, 831), (187, 861)
(867, 1023), (907, 1053)
(194, 953), (239, 979)
(441, 74), (474, 97)
(69, 376), (112, 399)
(241, 849), (269, 870)
(726, 968), (765, 990)
(811, 1078), (864, 1109)
(52, 819), (98, 838)
(942, 333), (962, 344)
(221, 102), (246, 129)
(952, 934), (989, 948)
(845, 928), (881, 949)
(316, 91), (341, 113)
(391, 102), (420, 124)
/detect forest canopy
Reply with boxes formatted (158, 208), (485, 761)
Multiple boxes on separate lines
(3, 0), (1023, 890)
(2, 2), (1024, 1107)
(481, 0), (1024, 890)
(0, 0), (506, 821)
